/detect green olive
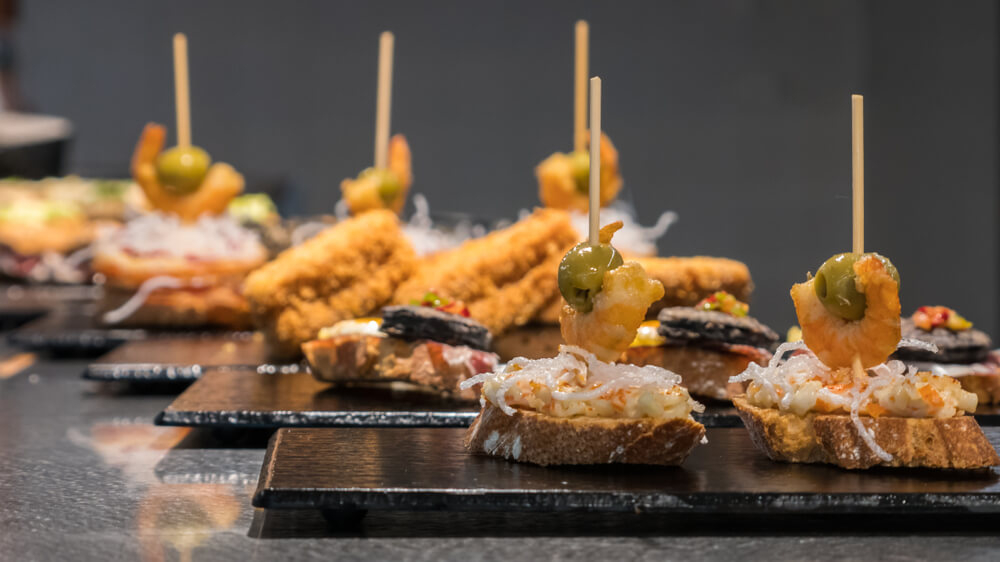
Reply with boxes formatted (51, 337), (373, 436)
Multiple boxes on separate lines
(569, 150), (590, 194)
(558, 241), (624, 313)
(155, 146), (211, 194)
(813, 252), (900, 321)
(359, 167), (403, 205)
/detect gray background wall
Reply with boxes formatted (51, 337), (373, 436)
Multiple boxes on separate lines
(15, 0), (998, 336)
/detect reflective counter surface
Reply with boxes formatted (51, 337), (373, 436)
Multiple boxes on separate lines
(3, 339), (1000, 561)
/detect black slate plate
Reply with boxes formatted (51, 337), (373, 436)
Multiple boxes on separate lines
(84, 336), (302, 383)
(252, 426), (1000, 516)
(0, 283), (100, 329)
(6, 305), (252, 353)
(154, 368), (742, 430)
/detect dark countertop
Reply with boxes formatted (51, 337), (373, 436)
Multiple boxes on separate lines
(3, 341), (1000, 561)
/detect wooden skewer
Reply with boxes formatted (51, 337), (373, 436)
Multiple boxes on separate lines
(173, 33), (191, 148)
(574, 21), (589, 153)
(588, 76), (602, 245)
(852, 94), (864, 254)
(374, 31), (395, 169)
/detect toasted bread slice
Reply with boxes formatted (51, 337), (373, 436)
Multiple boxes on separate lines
(733, 395), (999, 469)
(465, 401), (705, 466)
(957, 375), (1000, 405)
(100, 285), (253, 329)
(303, 334), (497, 401)
(623, 345), (761, 401)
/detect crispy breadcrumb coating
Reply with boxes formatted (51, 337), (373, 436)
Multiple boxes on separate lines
(394, 208), (578, 334)
(244, 210), (416, 357)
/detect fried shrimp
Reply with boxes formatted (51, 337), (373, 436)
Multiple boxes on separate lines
(341, 134), (413, 215)
(560, 223), (665, 361)
(131, 123), (244, 222)
(791, 254), (901, 369)
(537, 132), (622, 211)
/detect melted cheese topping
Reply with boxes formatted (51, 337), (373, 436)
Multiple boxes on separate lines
(461, 345), (703, 420)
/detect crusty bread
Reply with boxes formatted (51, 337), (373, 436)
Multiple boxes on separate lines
(733, 395), (999, 469)
(957, 375), (1000, 406)
(100, 285), (253, 330)
(303, 334), (496, 401)
(465, 401), (706, 466)
(623, 345), (756, 401)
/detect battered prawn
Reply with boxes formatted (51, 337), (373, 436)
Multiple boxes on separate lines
(559, 222), (665, 361)
(340, 134), (413, 215)
(537, 132), (622, 212)
(791, 253), (901, 369)
(131, 123), (244, 222)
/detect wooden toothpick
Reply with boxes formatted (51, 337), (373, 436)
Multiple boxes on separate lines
(374, 31), (395, 169)
(852, 94), (864, 254)
(588, 76), (602, 245)
(173, 33), (191, 147)
(574, 21), (589, 153)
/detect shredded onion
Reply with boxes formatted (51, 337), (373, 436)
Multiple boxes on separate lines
(94, 212), (265, 262)
(568, 203), (677, 256)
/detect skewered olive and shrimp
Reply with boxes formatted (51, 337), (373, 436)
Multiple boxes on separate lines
(536, 132), (622, 212)
(791, 252), (901, 369)
(558, 222), (664, 361)
(132, 123), (245, 221)
(340, 134), (413, 215)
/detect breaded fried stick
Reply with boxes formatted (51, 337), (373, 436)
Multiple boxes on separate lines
(245, 210), (416, 357)
(393, 208), (578, 335)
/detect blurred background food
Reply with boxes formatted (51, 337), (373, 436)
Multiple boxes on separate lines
(3, 0), (995, 335)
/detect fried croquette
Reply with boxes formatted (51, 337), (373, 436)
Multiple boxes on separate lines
(393, 208), (578, 335)
(244, 210), (416, 357)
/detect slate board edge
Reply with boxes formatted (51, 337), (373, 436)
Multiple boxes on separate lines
(154, 409), (479, 429)
(252, 489), (1000, 514)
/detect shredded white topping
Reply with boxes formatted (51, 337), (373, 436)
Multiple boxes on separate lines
(402, 194), (486, 256)
(102, 275), (202, 324)
(94, 212), (265, 262)
(462, 345), (701, 420)
(731, 340), (978, 463)
(898, 337), (939, 354)
(568, 203), (677, 256)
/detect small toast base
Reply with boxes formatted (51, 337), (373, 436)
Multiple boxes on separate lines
(733, 395), (1000, 470)
(465, 402), (705, 466)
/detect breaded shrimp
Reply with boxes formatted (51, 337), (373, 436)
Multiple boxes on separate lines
(791, 254), (901, 369)
(537, 132), (622, 211)
(560, 223), (665, 361)
(131, 123), (244, 222)
(341, 134), (413, 215)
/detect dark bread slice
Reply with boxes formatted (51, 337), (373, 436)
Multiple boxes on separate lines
(303, 334), (497, 401)
(733, 395), (999, 469)
(464, 401), (705, 466)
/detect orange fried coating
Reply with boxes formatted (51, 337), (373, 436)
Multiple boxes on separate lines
(393, 208), (579, 334)
(131, 123), (244, 222)
(244, 210), (416, 357)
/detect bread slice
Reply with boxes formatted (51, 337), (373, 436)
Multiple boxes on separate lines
(303, 334), (497, 401)
(622, 345), (758, 401)
(958, 374), (1000, 405)
(465, 401), (705, 466)
(99, 285), (253, 330)
(733, 395), (999, 469)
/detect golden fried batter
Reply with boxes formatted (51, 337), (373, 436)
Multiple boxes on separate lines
(536, 255), (754, 324)
(393, 208), (579, 334)
(244, 210), (416, 357)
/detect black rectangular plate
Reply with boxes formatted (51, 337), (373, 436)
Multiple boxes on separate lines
(0, 283), (100, 328)
(6, 305), (251, 353)
(84, 337), (302, 383)
(154, 368), (742, 429)
(253, 426), (1000, 515)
